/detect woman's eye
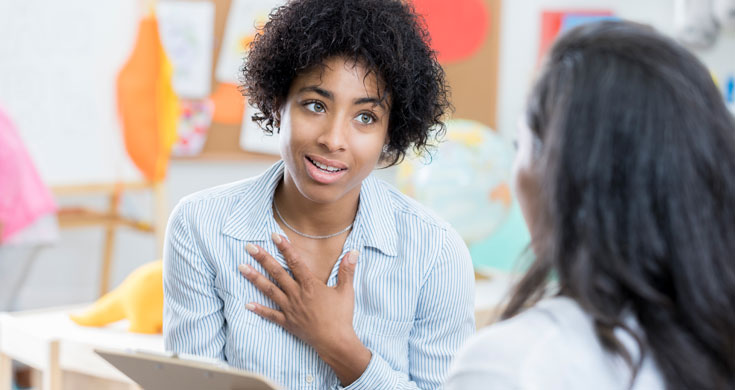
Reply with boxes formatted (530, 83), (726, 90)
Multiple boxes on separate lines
(357, 113), (374, 125)
(306, 102), (325, 113)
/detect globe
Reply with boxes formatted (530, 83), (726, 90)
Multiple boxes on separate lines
(397, 119), (514, 244)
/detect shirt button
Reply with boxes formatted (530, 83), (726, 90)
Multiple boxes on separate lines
(306, 374), (314, 384)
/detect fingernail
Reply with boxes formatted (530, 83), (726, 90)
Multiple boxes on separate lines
(347, 250), (359, 265)
(246, 243), (259, 255)
(271, 232), (282, 244)
(238, 264), (251, 275)
(245, 303), (256, 311)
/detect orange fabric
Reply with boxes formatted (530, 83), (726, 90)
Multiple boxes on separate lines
(117, 15), (178, 182)
(211, 83), (245, 125)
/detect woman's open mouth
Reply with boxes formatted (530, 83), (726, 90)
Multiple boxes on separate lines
(304, 155), (348, 184)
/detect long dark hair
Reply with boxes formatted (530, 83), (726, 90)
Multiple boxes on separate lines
(504, 21), (735, 389)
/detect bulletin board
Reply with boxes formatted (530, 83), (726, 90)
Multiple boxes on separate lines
(171, 0), (277, 161)
(174, 0), (501, 161)
(427, 0), (501, 130)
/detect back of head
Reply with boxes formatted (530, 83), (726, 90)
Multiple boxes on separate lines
(507, 21), (735, 389)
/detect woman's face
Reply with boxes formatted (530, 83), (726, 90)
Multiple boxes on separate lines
(512, 119), (544, 251)
(278, 56), (390, 204)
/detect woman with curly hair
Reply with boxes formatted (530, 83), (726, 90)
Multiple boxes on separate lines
(445, 21), (735, 390)
(163, 0), (475, 389)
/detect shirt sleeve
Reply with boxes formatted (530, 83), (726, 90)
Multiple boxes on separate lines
(163, 200), (226, 360)
(444, 305), (567, 390)
(342, 227), (476, 390)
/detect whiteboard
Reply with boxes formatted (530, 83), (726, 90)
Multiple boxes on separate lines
(0, 0), (143, 186)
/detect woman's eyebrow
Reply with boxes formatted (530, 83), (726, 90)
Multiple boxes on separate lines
(354, 96), (385, 109)
(298, 86), (333, 100)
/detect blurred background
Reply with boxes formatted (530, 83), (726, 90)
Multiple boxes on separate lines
(0, 0), (733, 313)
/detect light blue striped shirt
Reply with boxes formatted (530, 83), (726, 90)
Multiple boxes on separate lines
(163, 161), (475, 389)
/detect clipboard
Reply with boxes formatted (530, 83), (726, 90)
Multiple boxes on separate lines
(95, 348), (281, 390)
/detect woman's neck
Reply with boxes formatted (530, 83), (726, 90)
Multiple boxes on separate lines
(273, 173), (360, 237)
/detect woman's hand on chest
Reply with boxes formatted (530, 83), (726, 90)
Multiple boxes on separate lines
(238, 232), (371, 384)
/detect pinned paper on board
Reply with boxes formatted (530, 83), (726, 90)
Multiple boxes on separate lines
(215, 0), (284, 83)
(538, 10), (616, 63)
(211, 83), (246, 125)
(172, 99), (214, 157)
(157, 1), (215, 99)
(239, 104), (280, 155)
(411, 0), (489, 64)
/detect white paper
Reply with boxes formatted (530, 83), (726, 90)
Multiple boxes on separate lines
(215, 0), (284, 83)
(240, 104), (280, 155)
(157, 1), (215, 98)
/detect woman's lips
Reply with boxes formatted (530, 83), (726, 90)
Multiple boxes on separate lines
(304, 156), (348, 184)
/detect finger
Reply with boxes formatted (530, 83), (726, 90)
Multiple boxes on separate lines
(238, 264), (288, 307)
(271, 233), (313, 284)
(337, 250), (359, 292)
(246, 243), (298, 294)
(245, 302), (286, 327)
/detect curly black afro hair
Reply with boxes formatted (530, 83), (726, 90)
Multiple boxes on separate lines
(241, 0), (451, 166)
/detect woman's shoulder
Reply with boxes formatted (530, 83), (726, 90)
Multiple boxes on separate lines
(445, 297), (646, 389)
(179, 178), (256, 206)
(450, 297), (573, 369)
(170, 172), (274, 232)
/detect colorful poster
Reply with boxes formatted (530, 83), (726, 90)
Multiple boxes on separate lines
(560, 14), (619, 32)
(538, 10), (614, 63)
(172, 99), (214, 157)
(157, 1), (215, 98)
(215, 0), (284, 83)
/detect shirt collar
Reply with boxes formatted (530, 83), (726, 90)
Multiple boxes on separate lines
(354, 175), (398, 257)
(221, 161), (283, 242)
(221, 160), (398, 257)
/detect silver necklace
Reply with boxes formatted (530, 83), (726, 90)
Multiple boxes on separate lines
(273, 201), (353, 239)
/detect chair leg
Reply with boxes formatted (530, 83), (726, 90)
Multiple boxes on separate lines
(152, 182), (167, 258)
(99, 190), (121, 297)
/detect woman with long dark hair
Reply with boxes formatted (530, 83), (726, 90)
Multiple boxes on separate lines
(446, 21), (735, 389)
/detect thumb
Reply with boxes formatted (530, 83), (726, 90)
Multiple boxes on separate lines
(337, 250), (359, 292)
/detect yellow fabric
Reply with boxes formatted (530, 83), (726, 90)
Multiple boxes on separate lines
(70, 260), (163, 334)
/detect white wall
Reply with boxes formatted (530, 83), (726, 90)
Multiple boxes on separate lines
(496, 0), (735, 138)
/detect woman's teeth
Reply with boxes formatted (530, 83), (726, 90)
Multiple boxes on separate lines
(311, 158), (342, 172)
